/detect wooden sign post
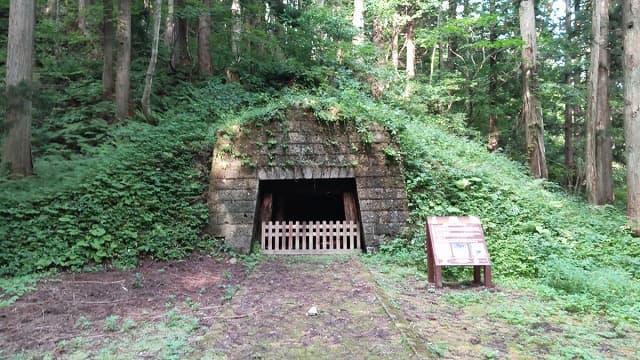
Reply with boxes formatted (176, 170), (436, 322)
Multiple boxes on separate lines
(426, 216), (492, 287)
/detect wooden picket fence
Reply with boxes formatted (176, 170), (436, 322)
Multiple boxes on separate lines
(261, 220), (361, 254)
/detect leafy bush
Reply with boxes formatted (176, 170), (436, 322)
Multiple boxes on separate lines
(1, 55), (639, 325)
(0, 120), (209, 274)
(0, 80), (265, 276)
(542, 257), (640, 314)
(292, 80), (640, 321)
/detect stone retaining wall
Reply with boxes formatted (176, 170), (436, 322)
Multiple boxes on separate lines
(207, 107), (409, 253)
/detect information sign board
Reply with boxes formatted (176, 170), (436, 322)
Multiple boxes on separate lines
(426, 216), (492, 287)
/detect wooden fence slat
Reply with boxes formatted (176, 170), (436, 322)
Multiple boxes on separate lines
(296, 221), (300, 249)
(287, 221), (292, 250)
(354, 221), (359, 250)
(261, 220), (361, 254)
(354, 221), (358, 250)
(350, 221), (354, 249)
(275, 220), (280, 251)
(323, 221), (326, 249)
(302, 221), (307, 250)
(264, 222), (268, 250)
(327, 221), (332, 250)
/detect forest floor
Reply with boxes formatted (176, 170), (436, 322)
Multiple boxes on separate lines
(1, 255), (639, 359)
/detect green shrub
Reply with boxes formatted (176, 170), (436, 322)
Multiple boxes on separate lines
(103, 315), (120, 332)
(542, 257), (639, 314)
(0, 80), (265, 276)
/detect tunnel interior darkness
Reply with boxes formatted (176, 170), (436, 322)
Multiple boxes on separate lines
(258, 178), (359, 222)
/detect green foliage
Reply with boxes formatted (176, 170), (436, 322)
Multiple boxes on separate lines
(0, 80), (265, 276)
(427, 342), (448, 358)
(0, 273), (42, 307)
(221, 284), (239, 302)
(103, 315), (121, 332)
(32, 80), (113, 158)
(541, 257), (640, 318)
(1, 120), (207, 273)
(444, 291), (488, 306)
(377, 237), (425, 269)
(383, 146), (401, 162)
(302, 76), (640, 322)
(75, 316), (92, 330)
(164, 307), (199, 331)
(0, 0), (636, 327)
(123, 318), (138, 331)
(132, 272), (144, 289)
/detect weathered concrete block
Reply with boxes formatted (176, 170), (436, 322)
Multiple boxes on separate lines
(216, 212), (254, 225)
(214, 200), (257, 214)
(288, 132), (305, 143)
(214, 190), (256, 201)
(213, 178), (258, 191)
(374, 222), (403, 236)
(359, 211), (377, 224)
(360, 199), (405, 211)
(212, 224), (254, 253)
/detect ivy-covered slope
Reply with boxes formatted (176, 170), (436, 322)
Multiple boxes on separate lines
(282, 84), (640, 321)
(396, 119), (640, 321)
(0, 81), (265, 275)
(1, 79), (639, 321)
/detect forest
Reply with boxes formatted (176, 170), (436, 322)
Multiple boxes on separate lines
(1, 0), (640, 358)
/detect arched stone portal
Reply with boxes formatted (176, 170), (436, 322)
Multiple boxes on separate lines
(207, 107), (409, 254)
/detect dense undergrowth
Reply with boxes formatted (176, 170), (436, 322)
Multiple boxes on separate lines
(0, 80), (266, 275)
(1, 73), (639, 324)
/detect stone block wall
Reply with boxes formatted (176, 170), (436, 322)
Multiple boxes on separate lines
(207, 107), (409, 253)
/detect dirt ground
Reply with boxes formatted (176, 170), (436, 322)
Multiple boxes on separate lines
(2, 255), (638, 359)
(0, 255), (247, 356)
(366, 262), (640, 359)
(196, 256), (415, 359)
(1, 255), (419, 359)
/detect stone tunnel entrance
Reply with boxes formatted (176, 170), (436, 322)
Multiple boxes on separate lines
(256, 179), (363, 254)
(207, 107), (409, 254)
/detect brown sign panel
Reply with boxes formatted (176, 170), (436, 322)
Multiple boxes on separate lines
(426, 216), (491, 266)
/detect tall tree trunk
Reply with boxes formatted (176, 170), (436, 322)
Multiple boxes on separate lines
(231, 0), (241, 62)
(142, 0), (162, 123)
(353, 0), (364, 45)
(391, 14), (400, 72)
(463, 0), (473, 122)
(624, 0), (640, 235)
(198, 0), (212, 76)
(164, 0), (175, 48)
(78, 0), (91, 36)
(171, 0), (192, 70)
(372, 18), (384, 50)
(519, 0), (547, 178)
(406, 19), (415, 80)
(102, 0), (115, 99)
(404, 19), (415, 98)
(247, 2), (267, 60)
(488, 0), (498, 152)
(563, 0), (576, 186)
(429, 44), (437, 84)
(430, 8), (442, 83)
(447, 0), (457, 71)
(115, 0), (131, 121)
(45, 0), (57, 17)
(2, 0), (35, 177)
(586, 0), (613, 204)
